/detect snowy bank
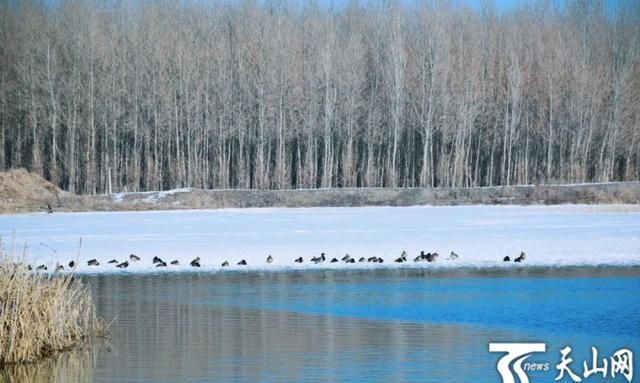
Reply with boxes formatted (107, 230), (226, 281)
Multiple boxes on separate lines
(1, 205), (639, 274)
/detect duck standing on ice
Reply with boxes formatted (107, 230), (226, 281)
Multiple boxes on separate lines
(311, 253), (326, 264)
(426, 252), (439, 262)
(514, 252), (526, 263)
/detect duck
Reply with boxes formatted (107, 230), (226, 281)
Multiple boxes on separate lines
(367, 256), (378, 263)
(503, 256), (511, 262)
(311, 253), (326, 264)
(36, 265), (47, 271)
(190, 257), (201, 267)
(87, 259), (100, 266)
(514, 252), (526, 263)
(68, 260), (75, 268)
(155, 261), (167, 268)
(266, 255), (273, 263)
(415, 251), (431, 262)
(152, 256), (163, 264)
(130, 254), (141, 262)
(170, 260), (179, 266)
(330, 258), (339, 263)
(426, 252), (439, 262)
(342, 254), (352, 262)
(294, 257), (303, 263)
(108, 259), (118, 264)
(395, 252), (407, 263)
(221, 261), (229, 267)
(55, 264), (64, 272)
(358, 257), (366, 263)
(27, 265), (32, 271)
(116, 261), (129, 269)
(237, 260), (247, 266)
(448, 251), (459, 260)
(346, 258), (355, 263)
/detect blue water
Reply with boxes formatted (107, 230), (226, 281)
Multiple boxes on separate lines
(8, 268), (637, 382)
(223, 272), (640, 339)
(78, 268), (640, 382)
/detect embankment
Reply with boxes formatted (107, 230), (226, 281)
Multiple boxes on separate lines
(1, 168), (639, 214)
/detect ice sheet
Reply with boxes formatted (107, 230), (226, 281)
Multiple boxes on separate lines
(1, 205), (639, 273)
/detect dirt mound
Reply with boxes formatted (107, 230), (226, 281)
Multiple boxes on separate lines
(0, 169), (60, 210)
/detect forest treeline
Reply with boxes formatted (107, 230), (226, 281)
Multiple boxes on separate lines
(0, 0), (639, 193)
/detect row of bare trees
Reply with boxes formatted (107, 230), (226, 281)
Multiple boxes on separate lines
(1, 0), (639, 193)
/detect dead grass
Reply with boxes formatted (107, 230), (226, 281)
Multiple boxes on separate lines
(1, 168), (639, 213)
(0, 169), (59, 202)
(0, 245), (105, 366)
(0, 169), (70, 214)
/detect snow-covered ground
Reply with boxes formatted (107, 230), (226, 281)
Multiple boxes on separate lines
(0, 205), (638, 273)
(112, 188), (193, 204)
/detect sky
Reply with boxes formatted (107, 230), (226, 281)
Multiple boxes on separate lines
(311, 0), (628, 16)
(35, 0), (635, 18)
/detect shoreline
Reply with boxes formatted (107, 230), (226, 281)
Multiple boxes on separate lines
(2, 181), (640, 215)
(54, 263), (640, 277)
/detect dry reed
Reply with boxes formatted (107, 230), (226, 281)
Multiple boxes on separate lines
(0, 248), (105, 365)
(1, 342), (100, 383)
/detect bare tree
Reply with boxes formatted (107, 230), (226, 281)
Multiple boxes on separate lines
(0, 0), (638, 192)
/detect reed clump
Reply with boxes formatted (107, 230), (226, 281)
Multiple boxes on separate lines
(0, 254), (105, 365)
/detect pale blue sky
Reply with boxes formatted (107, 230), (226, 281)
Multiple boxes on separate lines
(313, 0), (628, 15)
(36, 0), (635, 18)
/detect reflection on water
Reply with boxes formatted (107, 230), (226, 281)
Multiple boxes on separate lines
(0, 343), (100, 383)
(4, 268), (639, 382)
(90, 272), (526, 383)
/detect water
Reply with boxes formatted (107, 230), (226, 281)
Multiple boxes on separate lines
(4, 268), (640, 382)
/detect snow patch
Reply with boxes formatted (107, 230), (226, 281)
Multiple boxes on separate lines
(112, 188), (193, 204)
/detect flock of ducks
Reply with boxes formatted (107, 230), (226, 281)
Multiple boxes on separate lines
(29, 251), (528, 271)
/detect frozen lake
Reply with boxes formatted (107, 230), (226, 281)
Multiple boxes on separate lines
(1, 205), (639, 272)
(1, 206), (639, 382)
